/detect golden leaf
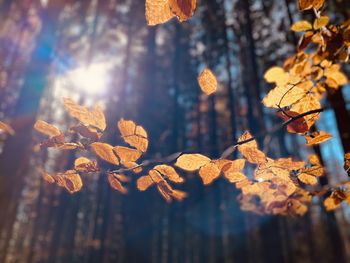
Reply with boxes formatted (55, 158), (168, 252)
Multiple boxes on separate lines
(91, 142), (119, 165)
(198, 162), (221, 185)
(264, 67), (289, 86)
(70, 124), (102, 141)
(224, 172), (247, 183)
(0, 121), (15, 135)
(304, 131), (332, 146)
(157, 181), (173, 203)
(324, 65), (348, 89)
(148, 169), (164, 183)
(63, 98), (106, 131)
(344, 153), (350, 176)
(107, 173), (128, 194)
(74, 157), (99, 173)
(168, 0), (196, 22)
(175, 153), (211, 172)
(300, 166), (324, 177)
(122, 161), (143, 173)
(238, 132), (267, 165)
(324, 195), (342, 211)
(154, 165), (184, 183)
(198, 68), (217, 95)
(63, 170), (83, 193)
(291, 21), (313, 32)
(117, 119), (149, 152)
(298, 0), (325, 11)
(34, 120), (62, 137)
(137, 175), (155, 191)
(113, 146), (142, 164)
(313, 16), (329, 30)
(171, 189), (187, 201)
(298, 173), (318, 185)
(145, 0), (174, 26)
(308, 154), (321, 166)
(41, 170), (55, 184)
(263, 85), (306, 109)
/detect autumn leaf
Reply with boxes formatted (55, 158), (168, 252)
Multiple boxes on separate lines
(175, 153), (211, 172)
(264, 67), (289, 86)
(74, 157), (99, 173)
(107, 173), (128, 194)
(291, 21), (313, 32)
(263, 84), (306, 109)
(0, 121), (15, 135)
(324, 190), (346, 211)
(137, 175), (155, 191)
(40, 170), (55, 184)
(117, 119), (149, 152)
(298, 173), (318, 185)
(154, 165), (184, 183)
(113, 146), (142, 164)
(304, 131), (332, 146)
(145, 0), (175, 26)
(313, 16), (329, 30)
(34, 120), (62, 137)
(168, 0), (196, 22)
(238, 132), (267, 165)
(63, 98), (106, 131)
(198, 162), (221, 185)
(216, 159), (247, 183)
(198, 68), (217, 95)
(298, 0), (325, 11)
(63, 170), (83, 193)
(91, 142), (119, 165)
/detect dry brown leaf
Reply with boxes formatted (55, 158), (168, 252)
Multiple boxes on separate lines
(198, 162), (221, 185)
(113, 146), (142, 164)
(117, 119), (148, 152)
(304, 131), (332, 146)
(198, 68), (217, 95)
(175, 153), (211, 172)
(291, 21), (313, 32)
(34, 120), (62, 137)
(0, 121), (15, 135)
(168, 0), (196, 22)
(107, 173), (128, 194)
(137, 175), (155, 191)
(63, 98), (106, 131)
(63, 170), (83, 193)
(154, 165), (184, 183)
(91, 142), (119, 165)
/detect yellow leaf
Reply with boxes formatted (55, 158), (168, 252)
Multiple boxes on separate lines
(291, 21), (313, 32)
(0, 121), (15, 135)
(137, 175), (155, 191)
(263, 85), (306, 108)
(107, 173), (128, 194)
(117, 119), (149, 152)
(304, 131), (332, 146)
(300, 166), (324, 177)
(113, 146), (142, 164)
(198, 162), (221, 185)
(324, 195), (341, 211)
(264, 67), (289, 86)
(198, 68), (217, 95)
(224, 172), (247, 183)
(154, 165), (184, 183)
(313, 16), (329, 30)
(34, 120), (62, 137)
(63, 98), (106, 131)
(175, 153), (211, 172)
(168, 0), (196, 22)
(145, 0), (174, 26)
(91, 142), (119, 165)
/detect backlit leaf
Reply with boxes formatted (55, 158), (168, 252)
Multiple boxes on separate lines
(298, 173), (318, 185)
(154, 165), (184, 183)
(91, 142), (119, 165)
(175, 153), (211, 172)
(0, 121), (15, 135)
(145, 0), (174, 26)
(291, 21), (313, 32)
(74, 157), (99, 173)
(264, 67), (289, 86)
(117, 119), (149, 152)
(113, 146), (142, 164)
(238, 132), (267, 165)
(304, 131), (332, 146)
(313, 16), (329, 30)
(63, 170), (83, 193)
(107, 173), (128, 194)
(168, 0), (196, 22)
(34, 120), (62, 137)
(344, 153), (350, 176)
(137, 175), (155, 191)
(198, 162), (221, 185)
(198, 68), (217, 95)
(298, 0), (325, 11)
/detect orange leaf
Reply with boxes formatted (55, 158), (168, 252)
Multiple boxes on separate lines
(198, 68), (217, 95)
(137, 175), (155, 191)
(113, 146), (142, 164)
(175, 153), (211, 172)
(117, 119), (149, 152)
(238, 132), (267, 165)
(298, 0), (325, 11)
(291, 21), (313, 32)
(0, 121), (15, 135)
(91, 142), (119, 165)
(304, 131), (332, 146)
(154, 165), (184, 183)
(63, 170), (83, 193)
(145, 0), (175, 26)
(34, 120), (62, 137)
(107, 173), (128, 194)
(198, 162), (221, 185)
(168, 0), (196, 22)
(74, 157), (99, 173)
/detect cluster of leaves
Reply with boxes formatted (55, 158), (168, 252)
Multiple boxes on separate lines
(31, 0), (350, 216)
